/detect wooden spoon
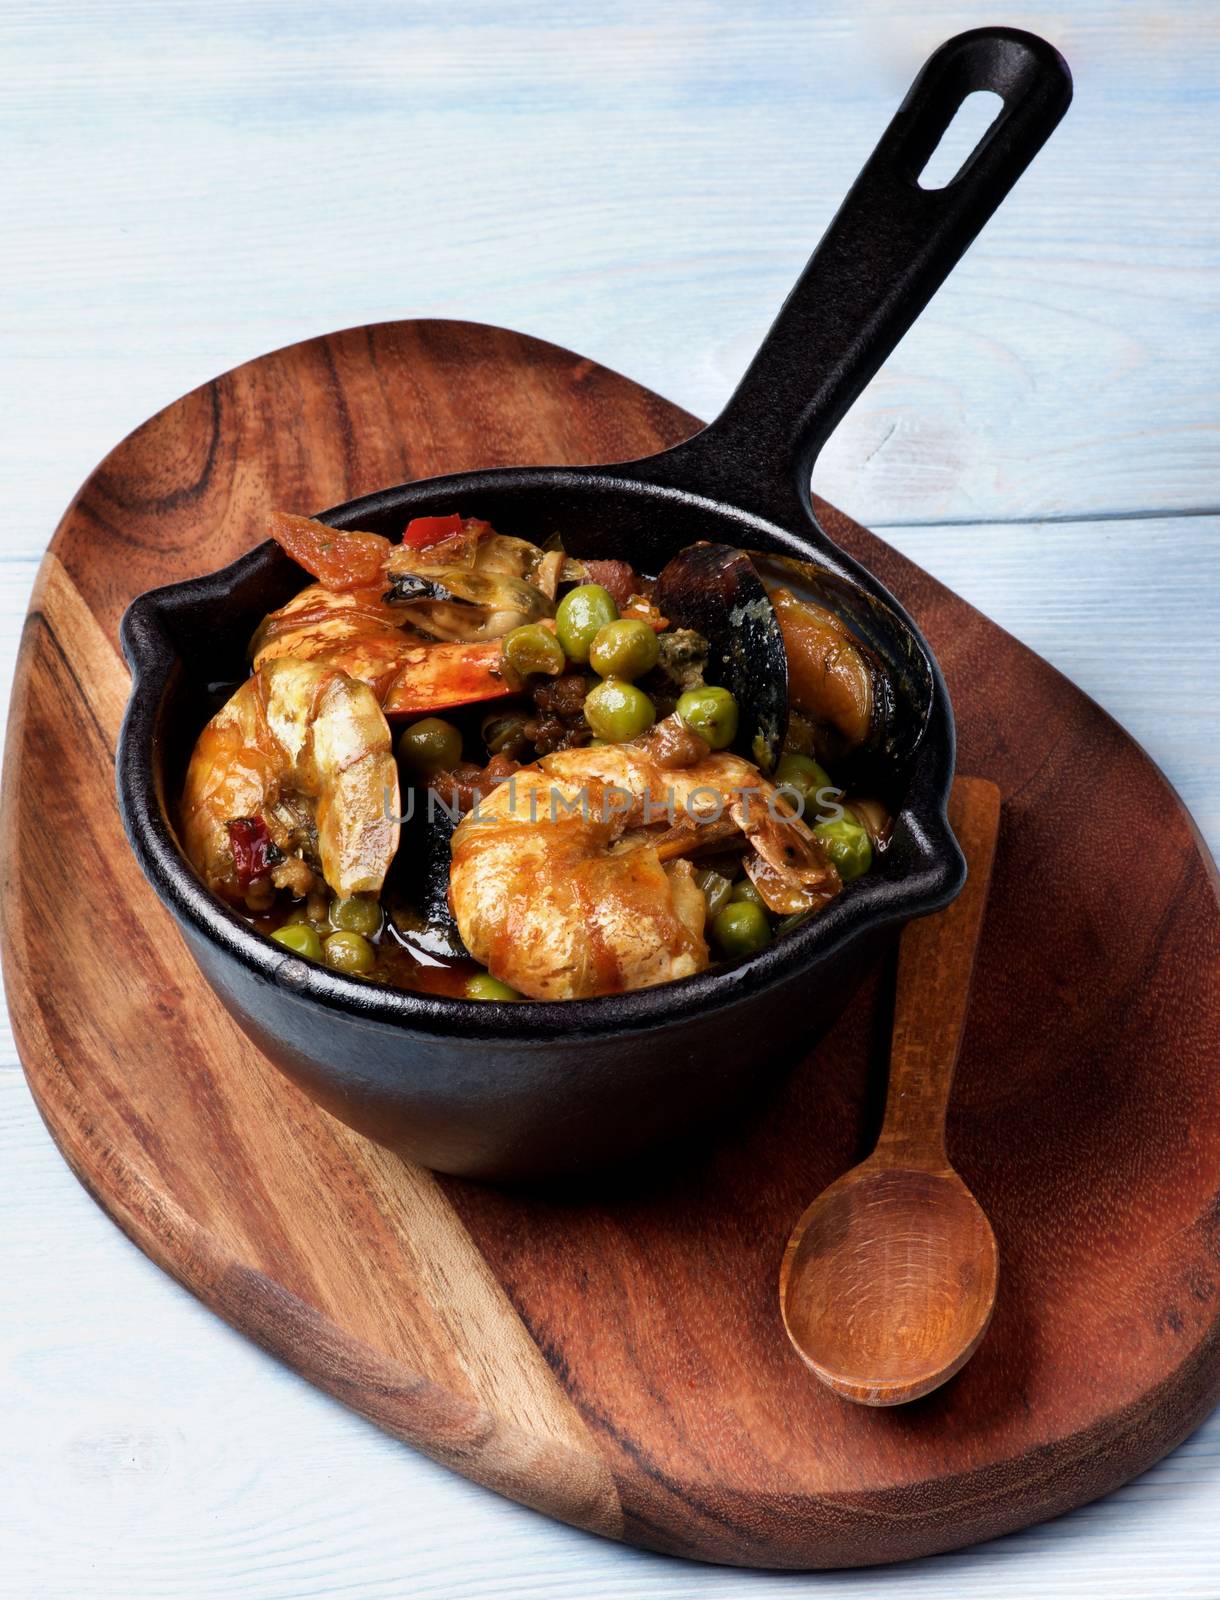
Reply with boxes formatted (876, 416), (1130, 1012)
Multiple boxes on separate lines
(779, 776), (1002, 1405)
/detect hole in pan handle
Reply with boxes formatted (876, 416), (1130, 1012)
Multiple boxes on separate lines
(645, 27), (1072, 523)
(917, 90), (1006, 191)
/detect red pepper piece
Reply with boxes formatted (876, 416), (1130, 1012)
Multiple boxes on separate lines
(227, 816), (280, 892)
(401, 513), (466, 551)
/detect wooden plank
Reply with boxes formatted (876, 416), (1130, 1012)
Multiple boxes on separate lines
(1, 1), (1218, 546)
(882, 516), (1220, 849)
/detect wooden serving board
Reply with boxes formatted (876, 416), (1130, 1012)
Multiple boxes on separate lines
(4, 320), (1219, 1570)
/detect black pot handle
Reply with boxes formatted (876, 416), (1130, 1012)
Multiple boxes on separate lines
(646, 28), (1072, 518)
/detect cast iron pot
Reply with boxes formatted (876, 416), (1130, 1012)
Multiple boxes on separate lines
(117, 29), (1071, 1182)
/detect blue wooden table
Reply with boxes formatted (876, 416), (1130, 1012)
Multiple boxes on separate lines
(2, 3), (1217, 1594)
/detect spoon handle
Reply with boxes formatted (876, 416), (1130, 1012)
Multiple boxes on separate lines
(875, 777), (1002, 1167)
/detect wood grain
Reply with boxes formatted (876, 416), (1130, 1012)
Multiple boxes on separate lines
(2, 319), (1218, 1569)
(5, 0), (1218, 545)
(882, 778), (1003, 1168)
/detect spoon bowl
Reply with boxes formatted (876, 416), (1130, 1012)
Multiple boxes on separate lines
(781, 1163), (998, 1405)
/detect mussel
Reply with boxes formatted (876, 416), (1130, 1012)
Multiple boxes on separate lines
(386, 795), (468, 960)
(383, 532), (560, 643)
(769, 586), (894, 764)
(655, 543), (789, 772)
(656, 542), (920, 790)
(750, 552), (926, 785)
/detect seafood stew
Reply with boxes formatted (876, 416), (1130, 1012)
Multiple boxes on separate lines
(180, 510), (912, 1003)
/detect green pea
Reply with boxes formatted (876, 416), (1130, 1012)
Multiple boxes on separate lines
(588, 618), (659, 681)
(583, 678), (656, 742)
(711, 900), (772, 959)
(465, 972), (523, 1001)
(397, 717), (463, 776)
(774, 752), (837, 819)
(729, 878), (767, 911)
(501, 622), (566, 678)
(675, 685), (739, 750)
(323, 930), (376, 974)
(814, 815), (873, 882)
(271, 923), (324, 961)
(555, 584), (618, 663)
(693, 866), (734, 919)
(330, 895), (382, 937)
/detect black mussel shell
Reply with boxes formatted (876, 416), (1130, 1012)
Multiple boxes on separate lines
(387, 792), (468, 959)
(749, 552), (931, 799)
(655, 542), (788, 772)
(384, 572), (458, 605)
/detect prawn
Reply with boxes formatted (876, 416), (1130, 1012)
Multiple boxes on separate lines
(249, 582), (523, 717)
(181, 657), (400, 904)
(248, 508), (565, 716)
(449, 729), (840, 1000)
